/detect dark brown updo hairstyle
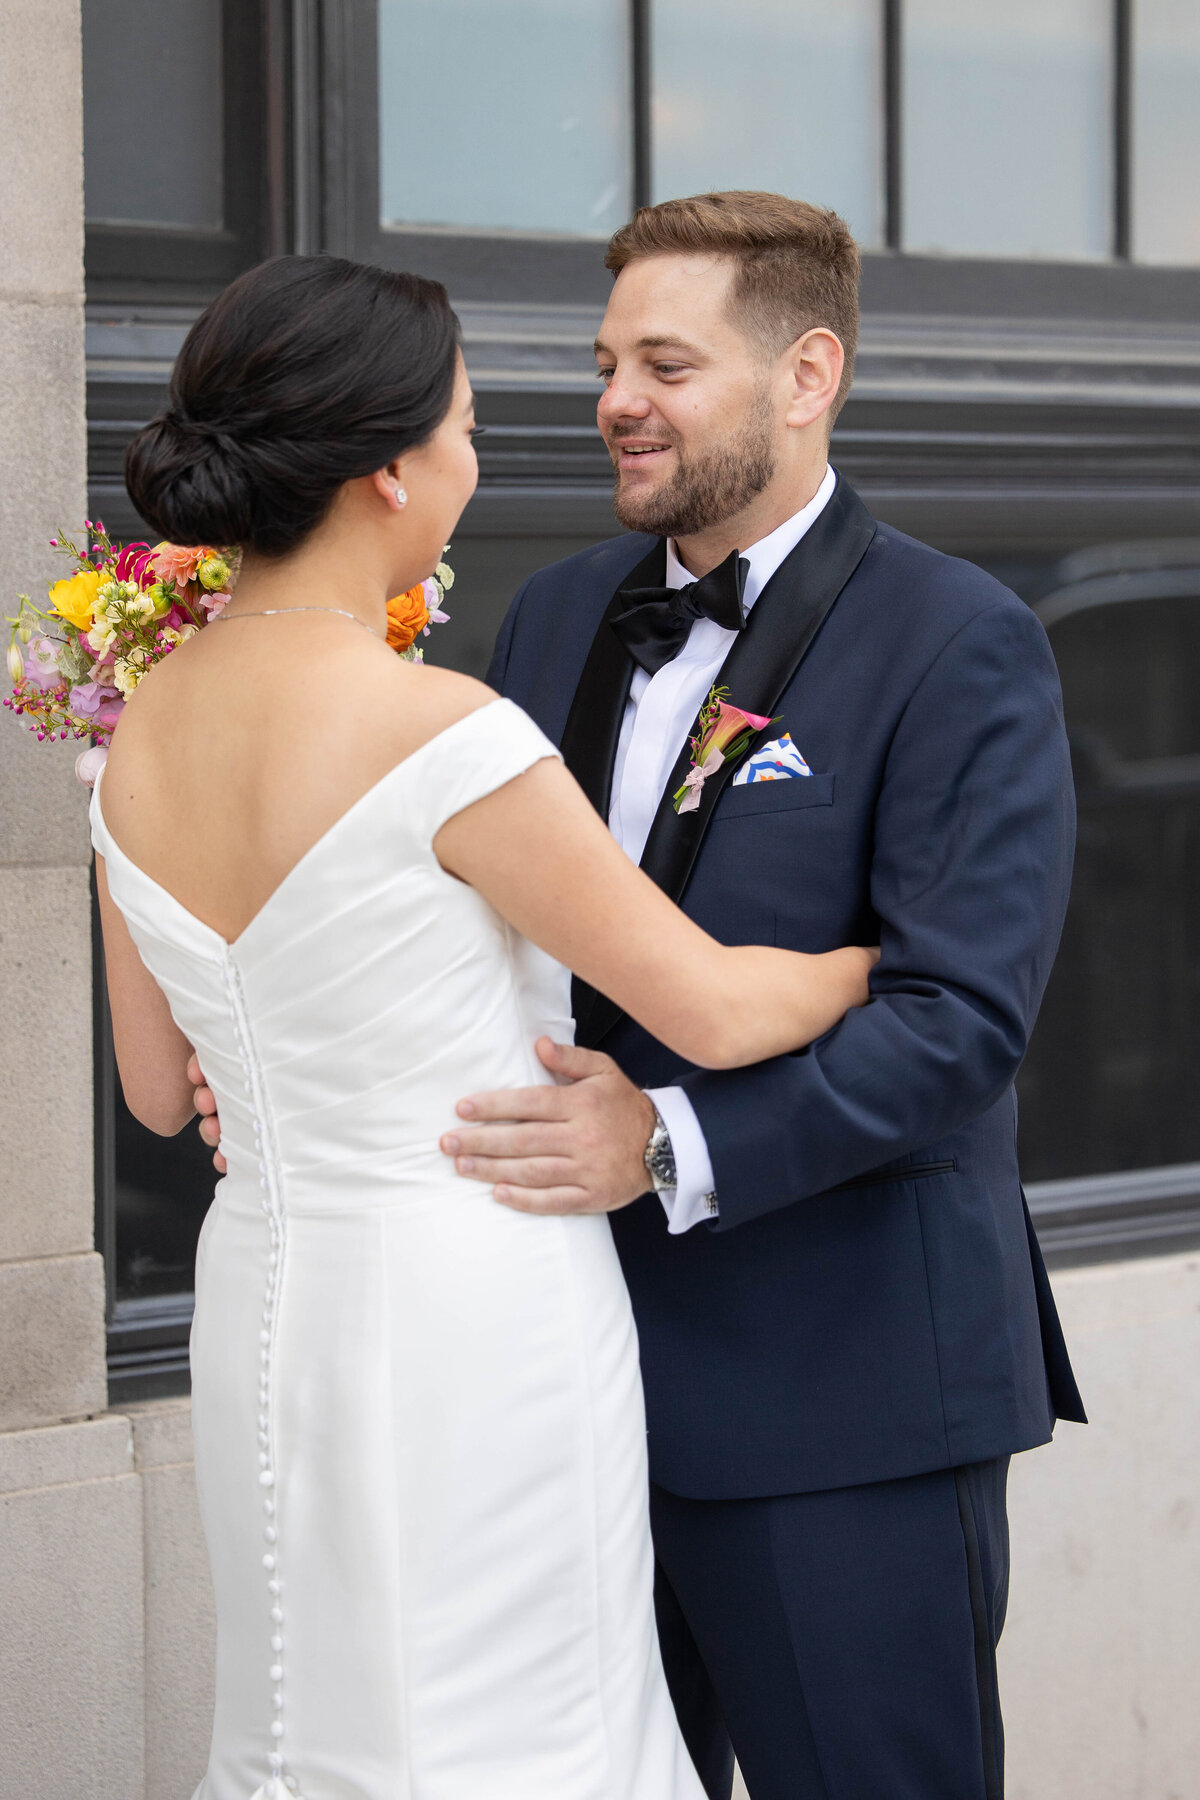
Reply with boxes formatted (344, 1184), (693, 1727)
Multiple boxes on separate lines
(124, 255), (461, 557)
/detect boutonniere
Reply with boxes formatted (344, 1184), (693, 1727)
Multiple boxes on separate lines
(673, 685), (776, 814)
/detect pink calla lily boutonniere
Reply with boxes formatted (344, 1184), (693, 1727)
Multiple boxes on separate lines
(673, 685), (777, 814)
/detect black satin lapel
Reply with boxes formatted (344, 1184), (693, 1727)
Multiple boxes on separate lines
(578, 478), (877, 1049)
(560, 539), (663, 814)
(562, 540), (663, 1040)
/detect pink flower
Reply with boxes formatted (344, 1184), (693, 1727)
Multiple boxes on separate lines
(112, 542), (154, 585)
(706, 701), (772, 755)
(70, 681), (124, 730)
(149, 543), (206, 586)
(23, 637), (63, 692)
(199, 590), (230, 620)
(673, 686), (776, 815)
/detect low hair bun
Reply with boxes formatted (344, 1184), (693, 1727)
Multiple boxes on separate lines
(125, 410), (256, 549)
(123, 255), (460, 558)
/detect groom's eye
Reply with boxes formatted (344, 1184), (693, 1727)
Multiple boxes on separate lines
(595, 367), (615, 383)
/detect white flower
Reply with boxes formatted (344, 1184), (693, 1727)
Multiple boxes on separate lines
(87, 621), (116, 656)
(75, 744), (109, 788)
(112, 649), (149, 695)
(7, 641), (25, 685)
(434, 561), (454, 590)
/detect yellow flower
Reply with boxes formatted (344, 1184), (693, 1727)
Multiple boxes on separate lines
(48, 568), (103, 632)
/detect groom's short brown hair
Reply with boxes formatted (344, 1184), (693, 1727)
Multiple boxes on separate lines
(605, 191), (860, 417)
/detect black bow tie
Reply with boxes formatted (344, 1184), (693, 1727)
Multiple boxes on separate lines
(611, 548), (749, 676)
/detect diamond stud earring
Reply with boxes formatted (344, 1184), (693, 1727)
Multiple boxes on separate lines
(393, 486), (407, 507)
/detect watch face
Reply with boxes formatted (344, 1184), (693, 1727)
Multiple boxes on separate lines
(647, 1130), (676, 1190)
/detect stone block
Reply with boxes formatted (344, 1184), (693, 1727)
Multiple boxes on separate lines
(129, 1401), (215, 1800)
(0, 1415), (143, 1800)
(0, 705), (95, 871)
(0, 1411), (130, 1494)
(0, 1252), (106, 1431)
(1001, 1251), (1200, 1800)
(0, 864), (94, 1261)
(0, 0), (84, 296)
(0, 297), (88, 647)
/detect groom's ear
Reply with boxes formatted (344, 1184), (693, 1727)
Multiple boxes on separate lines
(783, 329), (844, 434)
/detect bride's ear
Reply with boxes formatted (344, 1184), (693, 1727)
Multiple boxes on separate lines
(371, 461), (408, 511)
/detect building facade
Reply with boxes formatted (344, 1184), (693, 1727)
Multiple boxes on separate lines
(2, 2), (1198, 1794)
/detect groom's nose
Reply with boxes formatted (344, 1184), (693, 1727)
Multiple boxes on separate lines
(597, 374), (654, 431)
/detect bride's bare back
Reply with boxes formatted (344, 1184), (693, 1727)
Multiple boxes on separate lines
(101, 610), (494, 945)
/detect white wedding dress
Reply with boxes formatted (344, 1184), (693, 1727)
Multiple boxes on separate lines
(91, 698), (704, 1800)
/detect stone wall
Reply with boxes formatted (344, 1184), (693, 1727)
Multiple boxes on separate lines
(1002, 1249), (1200, 1800)
(0, 0), (134, 1790)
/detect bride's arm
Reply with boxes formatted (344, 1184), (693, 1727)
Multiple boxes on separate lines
(435, 756), (874, 1070)
(96, 855), (197, 1134)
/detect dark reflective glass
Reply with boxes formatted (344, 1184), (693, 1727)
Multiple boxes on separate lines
(1018, 580), (1200, 1180)
(82, 0), (224, 229)
(112, 1072), (215, 1302)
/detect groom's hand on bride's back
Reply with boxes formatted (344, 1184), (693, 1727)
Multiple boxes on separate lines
(188, 1052), (227, 1174)
(442, 1038), (656, 1214)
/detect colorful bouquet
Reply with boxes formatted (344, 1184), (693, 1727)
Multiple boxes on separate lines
(5, 523), (454, 784)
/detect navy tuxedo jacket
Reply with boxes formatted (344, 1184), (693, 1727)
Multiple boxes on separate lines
(488, 474), (1086, 1500)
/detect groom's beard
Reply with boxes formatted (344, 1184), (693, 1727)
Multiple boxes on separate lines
(609, 390), (777, 539)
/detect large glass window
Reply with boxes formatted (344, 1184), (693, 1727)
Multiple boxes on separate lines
(81, 0), (265, 294)
(83, 0), (224, 230)
(650, 0), (884, 248)
(1132, 0), (1200, 265)
(902, 0), (1113, 259)
(1018, 567), (1200, 1180)
(378, 0), (631, 236)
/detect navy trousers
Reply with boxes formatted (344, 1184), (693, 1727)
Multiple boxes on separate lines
(651, 1458), (1010, 1800)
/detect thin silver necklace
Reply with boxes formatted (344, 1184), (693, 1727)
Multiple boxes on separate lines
(212, 605), (381, 639)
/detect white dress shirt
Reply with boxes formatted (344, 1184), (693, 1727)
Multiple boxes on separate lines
(608, 464), (837, 1232)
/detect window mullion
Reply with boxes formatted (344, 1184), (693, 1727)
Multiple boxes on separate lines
(1113, 0), (1132, 259)
(631, 0), (652, 211)
(883, 0), (902, 250)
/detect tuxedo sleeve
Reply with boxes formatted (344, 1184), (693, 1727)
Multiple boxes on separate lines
(679, 599), (1076, 1232)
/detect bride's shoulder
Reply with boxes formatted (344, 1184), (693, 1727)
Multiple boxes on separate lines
(383, 661), (498, 750)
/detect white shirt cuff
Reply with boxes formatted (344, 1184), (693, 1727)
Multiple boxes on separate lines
(645, 1086), (718, 1233)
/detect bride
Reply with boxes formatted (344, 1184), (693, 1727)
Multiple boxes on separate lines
(93, 255), (874, 1800)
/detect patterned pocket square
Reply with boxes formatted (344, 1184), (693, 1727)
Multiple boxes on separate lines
(732, 732), (813, 785)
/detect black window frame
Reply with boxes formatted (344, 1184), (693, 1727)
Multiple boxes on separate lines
(83, 0), (277, 306)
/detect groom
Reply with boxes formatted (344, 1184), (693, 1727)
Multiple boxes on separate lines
(443, 192), (1086, 1800)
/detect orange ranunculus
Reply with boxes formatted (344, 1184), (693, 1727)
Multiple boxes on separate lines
(386, 584), (429, 654)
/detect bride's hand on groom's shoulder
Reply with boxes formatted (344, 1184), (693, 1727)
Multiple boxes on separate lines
(441, 1038), (656, 1215)
(188, 1052), (227, 1174)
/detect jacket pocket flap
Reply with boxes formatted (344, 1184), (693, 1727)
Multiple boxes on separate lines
(715, 771), (835, 819)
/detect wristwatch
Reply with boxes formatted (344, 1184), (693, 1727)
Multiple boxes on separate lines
(643, 1104), (678, 1196)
